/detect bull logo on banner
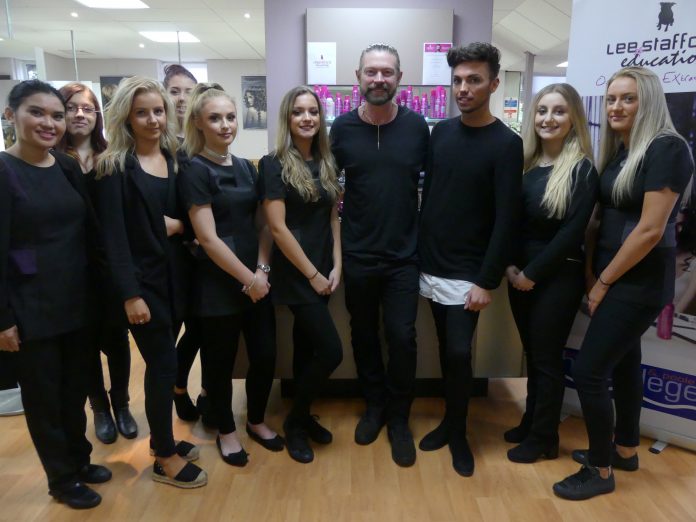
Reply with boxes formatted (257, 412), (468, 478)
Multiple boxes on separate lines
(657, 2), (676, 32)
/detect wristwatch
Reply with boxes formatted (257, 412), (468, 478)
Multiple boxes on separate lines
(256, 264), (271, 274)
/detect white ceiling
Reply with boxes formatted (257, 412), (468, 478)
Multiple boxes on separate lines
(0, 0), (571, 76)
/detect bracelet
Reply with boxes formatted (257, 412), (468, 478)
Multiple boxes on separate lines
(598, 275), (612, 287)
(308, 270), (319, 280)
(242, 274), (257, 294)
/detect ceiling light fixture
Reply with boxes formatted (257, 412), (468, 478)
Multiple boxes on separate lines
(74, 0), (149, 8)
(139, 31), (199, 43)
(71, 12), (79, 17)
(139, 43), (145, 48)
(557, 61), (568, 68)
(244, 13), (251, 19)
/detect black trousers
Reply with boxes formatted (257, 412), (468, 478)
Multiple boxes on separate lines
(87, 319), (131, 408)
(287, 301), (343, 421)
(344, 259), (418, 423)
(129, 321), (178, 457)
(428, 301), (479, 431)
(15, 328), (92, 489)
(572, 295), (661, 467)
(0, 350), (18, 390)
(199, 298), (277, 434)
(175, 317), (207, 390)
(508, 260), (585, 444)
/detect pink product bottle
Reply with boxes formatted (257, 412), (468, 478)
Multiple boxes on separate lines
(351, 86), (360, 110)
(430, 90), (437, 119)
(406, 86), (413, 109)
(335, 93), (342, 117)
(657, 303), (674, 340)
(412, 95), (420, 114)
(343, 98), (351, 114)
(439, 87), (447, 118)
(421, 93), (428, 117)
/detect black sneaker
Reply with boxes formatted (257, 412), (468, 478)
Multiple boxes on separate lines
(571, 448), (639, 471)
(553, 465), (615, 500)
(49, 482), (101, 509)
(387, 423), (416, 467)
(355, 407), (385, 445)
(306, 415), (332, 444)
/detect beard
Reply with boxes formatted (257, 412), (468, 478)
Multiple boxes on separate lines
(361, 83), (397, 106)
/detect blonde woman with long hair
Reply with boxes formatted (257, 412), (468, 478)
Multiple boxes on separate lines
(178, 83), (282, 465)
(95, 76), (206, 488)
(504, 83), (599, 464)
(553, 67), (693, 500)
(260, 86), (343, 464)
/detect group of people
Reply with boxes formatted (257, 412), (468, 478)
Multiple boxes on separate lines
(0, 39), (692, 510)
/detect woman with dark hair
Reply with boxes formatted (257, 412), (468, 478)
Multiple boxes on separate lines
(95, 76), (206, 488)
(553, 67), (694, 500)
(0, 80), (110, 509)
(261, 85), (343, 463)
(57, 82), (137, 445)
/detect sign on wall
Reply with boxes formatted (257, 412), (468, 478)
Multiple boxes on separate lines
(567, 0), (696, 95)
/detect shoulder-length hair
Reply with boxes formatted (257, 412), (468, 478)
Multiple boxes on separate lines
(598, 66), (687, 203)
(275, 85), (340, 203)
(182, 82), (234, 158)
(57, 82), (108, 161)
(522, 82), (594, 218)
(96, 76), (178, 178)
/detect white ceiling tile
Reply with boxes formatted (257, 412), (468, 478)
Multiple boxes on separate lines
(516, 0), (571, 40)
(498, 11), (561, 50)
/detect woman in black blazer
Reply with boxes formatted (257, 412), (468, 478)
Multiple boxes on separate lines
(95, 76), (206, 489)
(0, 80), (110, 509)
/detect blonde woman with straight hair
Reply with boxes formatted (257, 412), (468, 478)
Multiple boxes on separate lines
(177, 83), (283, 465)
(504, 83), (599, 464)
(260, 86), (343, 464)
(553, 67), (693, 500)
(95, 76), (207, 488)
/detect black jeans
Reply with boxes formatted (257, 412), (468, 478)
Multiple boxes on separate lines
(508, 260), (585, 444)
(287, 301), (343, 421)
(344, 259), (418, 423)
(428, 301), (479, 432)
(200, 298), (277, 434)
(129, 321), (178, 457)
(87, 319), (131, 408)
(15, 328), (92, 489)
(175, 317), (207, 390)
(0, 350), (18, 390)
(572, 295), (661, 467)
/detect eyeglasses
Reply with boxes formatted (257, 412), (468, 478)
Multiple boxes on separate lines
(66, 105), (99, 114)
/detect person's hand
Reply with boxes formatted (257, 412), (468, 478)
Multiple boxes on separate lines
(309, 271), (332, 296)
(513, 271), (535, 291)
(587, 281), (609, 316)
(164, 216), (184, 237)
(506, 265), (521, 282)
(246, 270), (270, 303)
(125, 297), (151, 325)
(0, 326), (20, 352)
(328, 266), (342, 293)
(465, 285), (492, 311)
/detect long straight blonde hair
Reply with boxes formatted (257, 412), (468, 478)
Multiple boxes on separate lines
(182, 82), (235, 158)
(522, 83), (594, 218)
(96, 76), (179, 178)
(274, 86), (341, 203)
(598, 67), (687, 203)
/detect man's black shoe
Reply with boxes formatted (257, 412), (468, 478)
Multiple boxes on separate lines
(387, 423), (416, 467)
(355, 407), (385, 445)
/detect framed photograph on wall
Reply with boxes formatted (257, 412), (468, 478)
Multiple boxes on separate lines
(241, 76), (267, 130)
(100, 76), (129, 109)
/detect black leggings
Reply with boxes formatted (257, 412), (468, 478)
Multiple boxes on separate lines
(0, 351), (18, 390)
(287, 301), (343, 421)
(428, 301), (479, 431)
(87, 319), (131, 408)
(572, 295), (661, 467)
(508, 260), (585, 444)
(175, 317), (206, 390)
(200, 298), (277, 434)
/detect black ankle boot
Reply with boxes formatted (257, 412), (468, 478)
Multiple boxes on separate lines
(419, 417), (450, 451)
(507, 438), (559, 463)
(89, 395), (117, 445)
(503, 411), (532, 443)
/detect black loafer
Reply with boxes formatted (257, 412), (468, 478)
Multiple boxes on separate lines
(93, 410), (117, 445)
(355, 407), (385, 445)
(284, 419), (314, 464)
(419, 418), (450, 451)
(49, 482), (101, 509)
(78, 464), (112, 484)
(216, 436), (249, 467)
(114, 406), (138, 439)
(387, 423), (416, 467)
(553, 465), (615, 500)
(246, 424), (285, 452)
(571, 447), (639, 471)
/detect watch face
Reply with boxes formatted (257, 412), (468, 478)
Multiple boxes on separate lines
(257, 264), (271, 273)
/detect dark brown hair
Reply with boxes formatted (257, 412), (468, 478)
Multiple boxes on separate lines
(163, 64), (197, 88)
(57, 82), (108, 161)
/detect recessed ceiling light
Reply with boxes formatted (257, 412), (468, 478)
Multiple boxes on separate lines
(557, 61), (568, 68)
(139, 31), (199, 43)
(0, 38), (4, 41)
(139, 43), (145, 48)
(70, 12), (79, 17)
(74, 0), (149, 8)
(244, 13), (251, 19)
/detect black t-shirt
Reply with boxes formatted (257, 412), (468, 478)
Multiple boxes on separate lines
(418, 117), (523, 289)
(517, 159), (599, 283)
(596, 135), (693, 306)
(259, 154), (334, 305)
(330, 106), (429, 265)
(178, 154), (259, 316)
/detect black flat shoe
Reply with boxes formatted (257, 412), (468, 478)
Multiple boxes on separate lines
(571, 447), (639, 471)
(306, 415), (332, 444)
(93, 410), (117, 445)
(174, 392), (199, 422)
(419, 418), (450, 451)
(113, 406), (138, 439)
(152, 461), (207, 488)
(216, 436), (249, 467)
(503, 412), (532, 443)
(49, 482), (101, 509)
(553, 465), (615, 500)
(284, 419), (314, 464)
(449, 434), (474, 477)
(507, 439), (559, 463)
(246, 424), (284, 451)
(78, 464), (112, 484)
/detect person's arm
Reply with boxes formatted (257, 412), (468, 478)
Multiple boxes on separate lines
(584, 204), (602, 294)
(327, 204), (342, 293)
(0, 171), (19, 351)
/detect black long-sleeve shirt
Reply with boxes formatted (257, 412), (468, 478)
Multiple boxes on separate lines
(418, 117), (522, 289)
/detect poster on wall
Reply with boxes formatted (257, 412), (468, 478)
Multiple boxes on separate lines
(99, 76), (129, 109)
(422, 43), (452, 85)
(567, 0), (696, 95)
(307, 42), (337, 85)
(241, 76), (267, 130)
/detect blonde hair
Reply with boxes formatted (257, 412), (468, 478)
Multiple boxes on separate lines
(598, 66), (686, 203)
(275, 86), (341, 203)
(522, 83), (594, 219)
(182, 83), (235, 158)
(96, 76), (179, 178)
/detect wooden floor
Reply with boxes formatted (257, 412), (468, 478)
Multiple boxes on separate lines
(2, 351), (696, 522)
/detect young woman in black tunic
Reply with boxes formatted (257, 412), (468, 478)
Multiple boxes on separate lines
(504, 83), (598, 463)
(178, 83), (281, 466)
(553, 67), (694, 500)
(261, 86), (343, 464)
(58, 82), (137, 445)
(0, 80), (110, 509)
(95, 77), (206, 488)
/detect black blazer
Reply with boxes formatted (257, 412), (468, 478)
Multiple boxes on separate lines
(0, 151), (102, 340)
(94, 152), (191, 326)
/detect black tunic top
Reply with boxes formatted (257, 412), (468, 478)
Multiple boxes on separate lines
(596, 135), (693, 306)
(178, 155), (260, 316)
(259, 154), (334, 305)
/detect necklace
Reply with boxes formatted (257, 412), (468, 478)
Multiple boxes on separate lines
(203, 146), (231, 162)
(539, 157), (554, 167)
(360, 104), (396, 150)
